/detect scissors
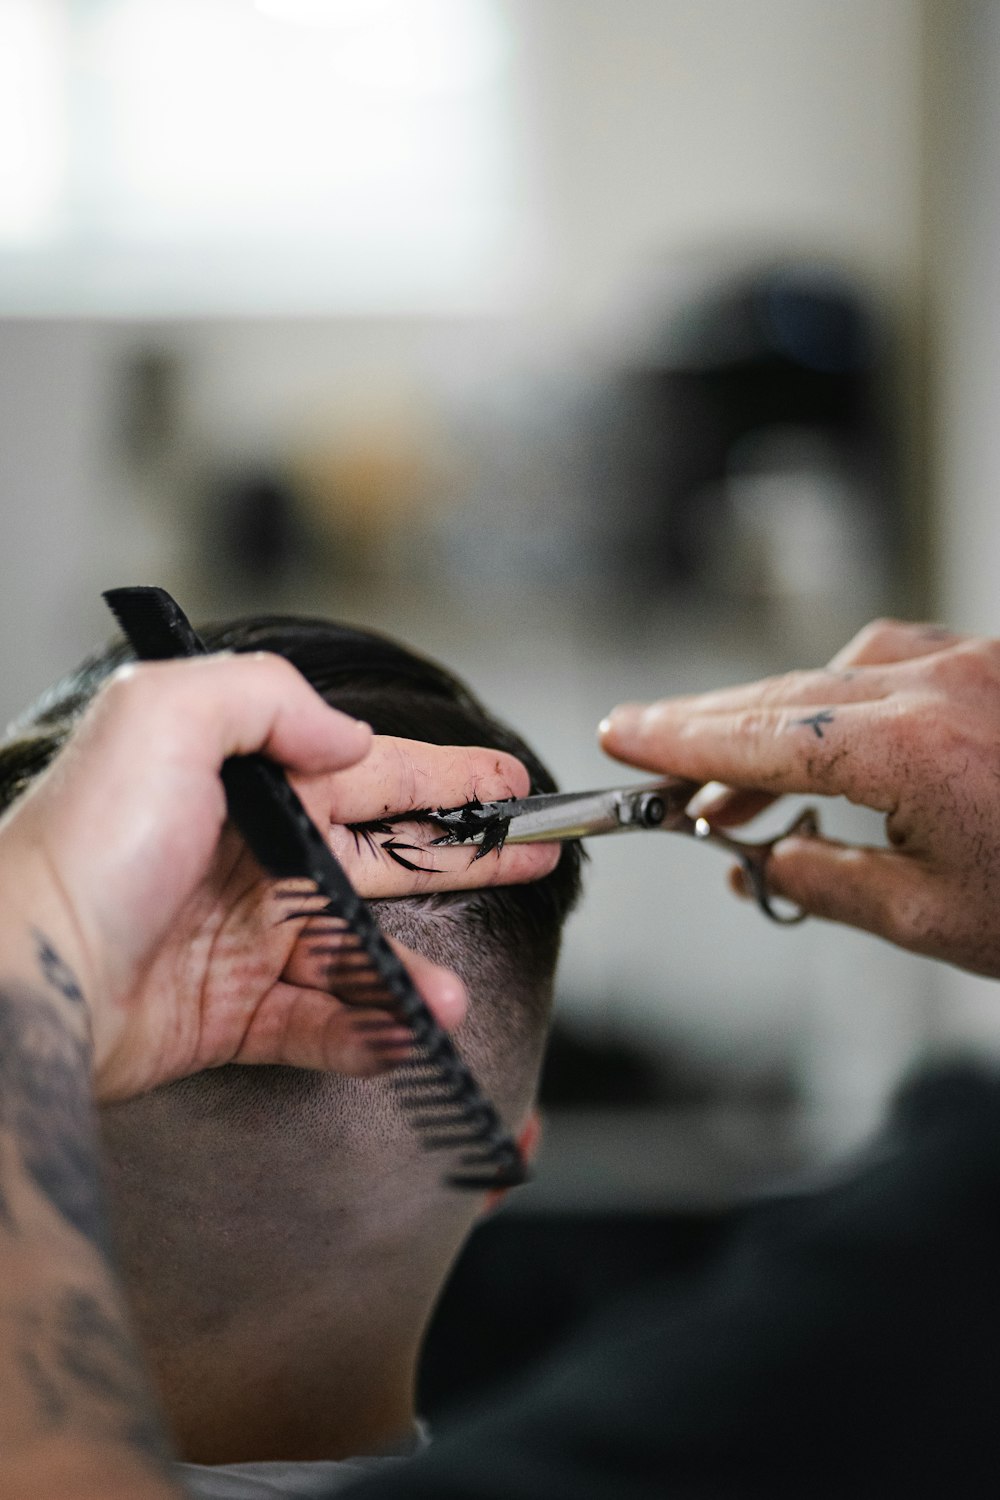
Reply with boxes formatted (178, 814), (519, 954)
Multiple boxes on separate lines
(426, 778), (820, 925)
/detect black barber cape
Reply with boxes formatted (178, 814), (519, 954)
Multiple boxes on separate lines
(342, 1065), (1000, 1499)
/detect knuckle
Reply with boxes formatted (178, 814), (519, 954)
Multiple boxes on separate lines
(877, 694), (915, 751)
(735, 707), (774, 740)
(759, 669), (809, 705)
(862, 615), (902, 639)
(245, 650), (299, 690)
(927, 637), (995, 693)
(99, 661), (158, 714)
(884, 887), (931, 949)
(850, 617), (908, 654)
(389, 738), (419, 808)
(461, 745), (486, 783)
(495, 750), (529, 798)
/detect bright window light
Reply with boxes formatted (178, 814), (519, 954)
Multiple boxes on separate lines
(254, 1), (398, 29)
(0, 0), (519, 312)
(84, 0), (510, 236)
(253, 0), (508, 95)
(0, 0), (67, 243)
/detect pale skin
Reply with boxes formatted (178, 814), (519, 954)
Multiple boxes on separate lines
(0, 652), (556, 1498)
(601, 617), (1000, 979)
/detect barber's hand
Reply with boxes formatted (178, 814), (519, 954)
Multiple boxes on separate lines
(600, 619), (1000, 979)
(0, 654), (557, 1099)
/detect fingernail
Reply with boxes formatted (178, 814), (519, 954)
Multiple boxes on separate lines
(599, 704), (642, 742)
(687, 781), (730, 818)
(336, 713), (370, 733)
(335, 715), (372, 749)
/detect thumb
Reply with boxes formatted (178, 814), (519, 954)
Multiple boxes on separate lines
(737, 835), (928, 949)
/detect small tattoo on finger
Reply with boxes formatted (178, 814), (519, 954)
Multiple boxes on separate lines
(794, 710), (835, 739)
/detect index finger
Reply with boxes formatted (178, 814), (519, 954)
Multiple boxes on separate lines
(286, 737), (559, 900)
(600, 698), (900, 811)
(301, 734), (532, 826)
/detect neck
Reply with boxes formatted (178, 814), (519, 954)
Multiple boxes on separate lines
(105, 1154), (472, 1465)
(124, 1218), (462, 1465)
(98, 1078), (481, 1464)
(151, 1287), (426, 1464)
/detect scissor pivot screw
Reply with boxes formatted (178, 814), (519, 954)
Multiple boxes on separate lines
(633, 792), (667, 828)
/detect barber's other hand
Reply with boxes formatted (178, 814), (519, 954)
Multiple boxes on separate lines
(0, 654), (555, 1098)
(600, 619), (1000, 979)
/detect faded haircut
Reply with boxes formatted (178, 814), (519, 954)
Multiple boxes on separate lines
(0, 617), (582, 1119)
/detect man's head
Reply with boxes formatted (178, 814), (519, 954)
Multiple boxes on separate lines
(0, 614), (581, 1457)
(1, 615), (580, 1111)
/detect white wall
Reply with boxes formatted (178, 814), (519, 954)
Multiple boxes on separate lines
(510, 0), (923, 325)
(0, 322), (112, 720)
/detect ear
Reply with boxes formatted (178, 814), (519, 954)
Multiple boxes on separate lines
(480, 1109), (542, 1217)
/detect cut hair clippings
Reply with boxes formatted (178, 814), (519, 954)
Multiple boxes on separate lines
(375, 781), (821, 926)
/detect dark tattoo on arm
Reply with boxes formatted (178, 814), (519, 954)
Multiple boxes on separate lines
(0, 935), (175, 1478)
(16, 1290), (171, 1465)
(33, 929), (85, 1005)
(0, 982), (106, 1253)
(794, 710), (836, 740)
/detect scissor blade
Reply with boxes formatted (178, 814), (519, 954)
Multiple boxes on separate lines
(503, 789), (629, 842)
(428, 779), (698, 846)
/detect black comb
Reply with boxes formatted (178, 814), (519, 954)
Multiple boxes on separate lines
(102, 585), (527, 1191)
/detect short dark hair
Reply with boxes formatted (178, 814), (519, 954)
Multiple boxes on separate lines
(0, 616), (582, 1113)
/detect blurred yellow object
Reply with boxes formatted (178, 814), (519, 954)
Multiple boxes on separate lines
(290, 394), (455, 576)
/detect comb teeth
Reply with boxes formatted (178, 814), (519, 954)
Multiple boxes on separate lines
(273, 879), (528, 1191)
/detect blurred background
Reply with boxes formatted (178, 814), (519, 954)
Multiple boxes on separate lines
(2, 0), (1000, 1409)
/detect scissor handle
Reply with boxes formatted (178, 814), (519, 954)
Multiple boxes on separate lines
(712, 807), (820, 925)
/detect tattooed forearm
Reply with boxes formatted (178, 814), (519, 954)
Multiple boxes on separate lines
(34, 929), (85, 1006)
(0, 935), (176, 1486)
(15, 1289), (172, 1468)
(795, 710), (836, 740)
(0, 981), (105, 1252)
